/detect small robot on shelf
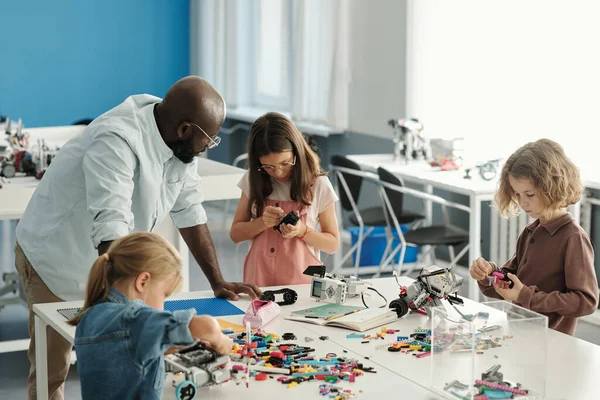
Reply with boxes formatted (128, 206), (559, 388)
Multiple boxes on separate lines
(389, 265), (464, 318)
(388, 117), (433, 164)
(1, 118), (58, 179)
(165, 341), (231, 400)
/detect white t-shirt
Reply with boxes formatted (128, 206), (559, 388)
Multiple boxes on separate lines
(237, 172), (339, 259)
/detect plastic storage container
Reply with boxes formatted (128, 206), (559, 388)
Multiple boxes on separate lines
(430, 300), (548, 399)
(347, 225), (418, 267)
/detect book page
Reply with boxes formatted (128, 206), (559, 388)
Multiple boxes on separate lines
(327, 308), (398, 332)
(291, 303), (365, 319)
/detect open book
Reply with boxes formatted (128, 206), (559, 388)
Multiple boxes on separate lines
(285, 305), (398, 332)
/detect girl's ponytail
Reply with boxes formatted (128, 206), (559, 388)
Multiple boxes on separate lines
(68, 254), (111, 326)
(67, 232), (183, 326)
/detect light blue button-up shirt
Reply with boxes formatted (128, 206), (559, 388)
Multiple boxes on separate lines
(16, 94), (207, 300)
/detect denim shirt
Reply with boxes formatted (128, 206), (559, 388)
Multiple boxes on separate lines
(74, 289), (195, 400)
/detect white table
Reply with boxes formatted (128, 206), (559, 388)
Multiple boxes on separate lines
(33, 277), (600, 400)
(0, 126), (245, 354)
(32, 281), (439, 400)
(346, 153), (584, 303)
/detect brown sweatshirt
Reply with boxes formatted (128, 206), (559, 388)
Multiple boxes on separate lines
(478, 213), (599, 335)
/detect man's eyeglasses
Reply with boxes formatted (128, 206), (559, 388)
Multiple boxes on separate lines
(258, 156), (296, 174)
(188, 122), (221, 149)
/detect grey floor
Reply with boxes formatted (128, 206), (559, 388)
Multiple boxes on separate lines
(1, 202), (600, 399)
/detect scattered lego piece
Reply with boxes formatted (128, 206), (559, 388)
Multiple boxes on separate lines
(475, 380), (528, 395)
(346, 333), (364, 339)
(254, 373), (268, 381)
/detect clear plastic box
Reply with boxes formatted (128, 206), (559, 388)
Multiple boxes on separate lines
(430, 300), (548, 399)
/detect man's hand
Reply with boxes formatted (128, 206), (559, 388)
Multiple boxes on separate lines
(212, 281), (262, 301)
(262, 206), (284, 228)
(493, 273), (524, 302)
(280, 220), (306, 239)
(470, 257), (494, 281)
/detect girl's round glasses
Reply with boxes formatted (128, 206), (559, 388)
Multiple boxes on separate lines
(258, 156), (296, 174)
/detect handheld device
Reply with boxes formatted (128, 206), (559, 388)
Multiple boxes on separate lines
(274, 210), (300, 232)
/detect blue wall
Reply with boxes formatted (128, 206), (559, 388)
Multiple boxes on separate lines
(0, 0), (190, 127)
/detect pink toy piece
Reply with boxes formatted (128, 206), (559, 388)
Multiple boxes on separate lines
(242, 299), (281, 329)
(491, 271), (514, 289)
(474, 380), (528, 395)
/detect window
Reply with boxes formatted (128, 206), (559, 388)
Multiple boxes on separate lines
(251, 0), (294, 111)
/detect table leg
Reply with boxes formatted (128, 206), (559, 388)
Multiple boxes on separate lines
(34, 314), (49, 400)
(424, 184), (433, 226)
(571, 201), (581, 226)
(177, 233), (191, 293)
(421, 184), (434, 264)
(468, 196), (481, 301)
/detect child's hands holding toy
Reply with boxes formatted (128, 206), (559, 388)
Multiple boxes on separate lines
(493, 273), (523, 302)
(261, 206), (285, 228)
(470, 257), (494, 280)
(279, 219), (307, 239)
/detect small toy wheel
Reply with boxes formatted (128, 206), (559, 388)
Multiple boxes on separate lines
(1, 164), (16, 179)
(260, 291), (275, 302)
(282, 289), (297, 305)
(176, 380), (197, 400)
(389, 298), (409, 318)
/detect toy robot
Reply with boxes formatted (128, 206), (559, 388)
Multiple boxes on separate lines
(164, 341), (231, 400)
(388, 117), (433, 164)
(303, 265), (369, 304)
(389, 265), (464, 318)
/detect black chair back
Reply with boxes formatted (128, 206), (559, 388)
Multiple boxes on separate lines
(377, 167), (405, 218)
(330, 155), (363, 212)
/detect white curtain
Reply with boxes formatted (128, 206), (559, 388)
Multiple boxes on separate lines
(406, 0), (600, 175)
(291, 0), (351, 131)
(190, 0), (252, 108)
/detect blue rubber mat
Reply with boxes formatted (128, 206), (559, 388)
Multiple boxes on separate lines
(163, 298), (244, 317)
(58, 298), (244, 320)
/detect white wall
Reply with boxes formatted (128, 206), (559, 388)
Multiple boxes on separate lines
(348, 0), (408, 139)
(407, 0), (600, 172)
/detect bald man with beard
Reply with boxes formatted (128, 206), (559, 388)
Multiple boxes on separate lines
(14, 76), (261, 400)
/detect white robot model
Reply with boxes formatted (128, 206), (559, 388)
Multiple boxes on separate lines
(389, 265), (464, 318)
(165, 341), (231, 400)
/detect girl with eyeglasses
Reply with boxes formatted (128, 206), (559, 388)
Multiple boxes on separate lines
(230, 112), (340, 286)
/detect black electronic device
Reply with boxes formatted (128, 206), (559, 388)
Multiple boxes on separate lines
(274, 210), (300, 232)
